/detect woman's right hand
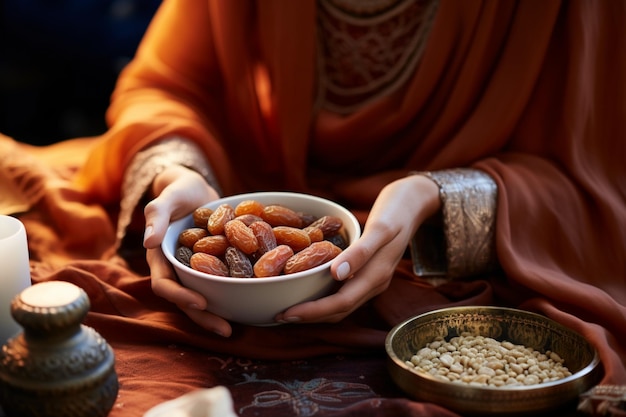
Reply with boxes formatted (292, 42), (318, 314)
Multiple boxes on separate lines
(141, 165), (233, 337)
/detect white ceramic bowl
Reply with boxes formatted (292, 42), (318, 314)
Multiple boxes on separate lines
(162, 192), (361, 326)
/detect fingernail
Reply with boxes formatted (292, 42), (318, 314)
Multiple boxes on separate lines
(143, 225), (154, 244)
(188, 303), (201, 310)
(283, 316), (301, 323)
(336, 262), (351, 281)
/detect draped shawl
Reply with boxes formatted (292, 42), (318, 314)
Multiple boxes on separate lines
(71, 0), (626, 387)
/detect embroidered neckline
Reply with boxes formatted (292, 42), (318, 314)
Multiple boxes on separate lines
(316, 0), (439, 114)
(324, 0), (406, 16)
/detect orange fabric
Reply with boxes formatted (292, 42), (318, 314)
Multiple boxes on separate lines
(4, 0), (622, 415)
(1, 133), (593, 416)
(72, 0), (626, 382)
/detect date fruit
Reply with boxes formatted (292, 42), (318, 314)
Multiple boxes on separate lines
(189, 252), (229, 276)
(284, 241), (343, 274)
(224, 219), (259, 255)
(253, 245), (294, 278)
(225, 246), (254, 278)
(177, 198), (349, 278)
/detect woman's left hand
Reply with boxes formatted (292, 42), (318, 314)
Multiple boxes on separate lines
(275, 174), (440, 324)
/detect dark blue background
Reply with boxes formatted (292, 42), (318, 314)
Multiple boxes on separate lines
(0, 0), (160, 144)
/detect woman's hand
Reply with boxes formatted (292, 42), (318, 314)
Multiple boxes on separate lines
(142, 165), (233, 337)
(275, 174), (440, 324)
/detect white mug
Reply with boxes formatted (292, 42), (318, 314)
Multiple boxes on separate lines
(0, 215), (32, 344)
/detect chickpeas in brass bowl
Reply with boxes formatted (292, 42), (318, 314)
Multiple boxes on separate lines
(385, 306), (602, 416)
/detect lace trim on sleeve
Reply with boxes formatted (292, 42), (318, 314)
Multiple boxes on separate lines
(116, 137), (221, 247)
(410, 168), (498, 279)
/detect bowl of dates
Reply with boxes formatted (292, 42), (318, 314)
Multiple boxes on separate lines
(162, 192), (361, 326)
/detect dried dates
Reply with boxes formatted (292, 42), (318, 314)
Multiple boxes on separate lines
(175, 200), (348, 278)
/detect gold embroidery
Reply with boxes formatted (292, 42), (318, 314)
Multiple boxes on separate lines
(316, 0), (439, 114)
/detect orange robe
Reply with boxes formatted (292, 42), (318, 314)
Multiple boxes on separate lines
(74, 0), (626, 386)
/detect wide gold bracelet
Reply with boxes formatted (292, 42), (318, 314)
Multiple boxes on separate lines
(410, 169), (498, 279)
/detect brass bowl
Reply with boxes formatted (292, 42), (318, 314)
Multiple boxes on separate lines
(385, 306), (602, 416)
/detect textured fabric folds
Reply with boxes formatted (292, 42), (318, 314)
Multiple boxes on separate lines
(2, 1), (623, 416)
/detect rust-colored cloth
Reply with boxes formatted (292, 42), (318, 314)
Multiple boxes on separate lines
(3, 0), (625, 416)
(2, 134), (483, 416)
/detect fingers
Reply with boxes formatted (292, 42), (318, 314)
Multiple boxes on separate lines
(277, 256), (393, 323)
(143, 167), (219, 248)
(142, 166), (232, 335)
(148, 247), (207, 309)
(331, 175), (437, 282)
(147, 247), (233, 337)
(143, 199), (174, 248)
(330, 220), (397, 281)
(181, 307), (233, 338)
(281, 176), (437, 323)
(142, 171), (441, 328)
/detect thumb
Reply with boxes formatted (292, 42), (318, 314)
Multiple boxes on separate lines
(143, 197), (174, 249)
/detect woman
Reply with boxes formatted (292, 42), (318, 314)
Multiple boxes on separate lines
(76, 0), (626, 383)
